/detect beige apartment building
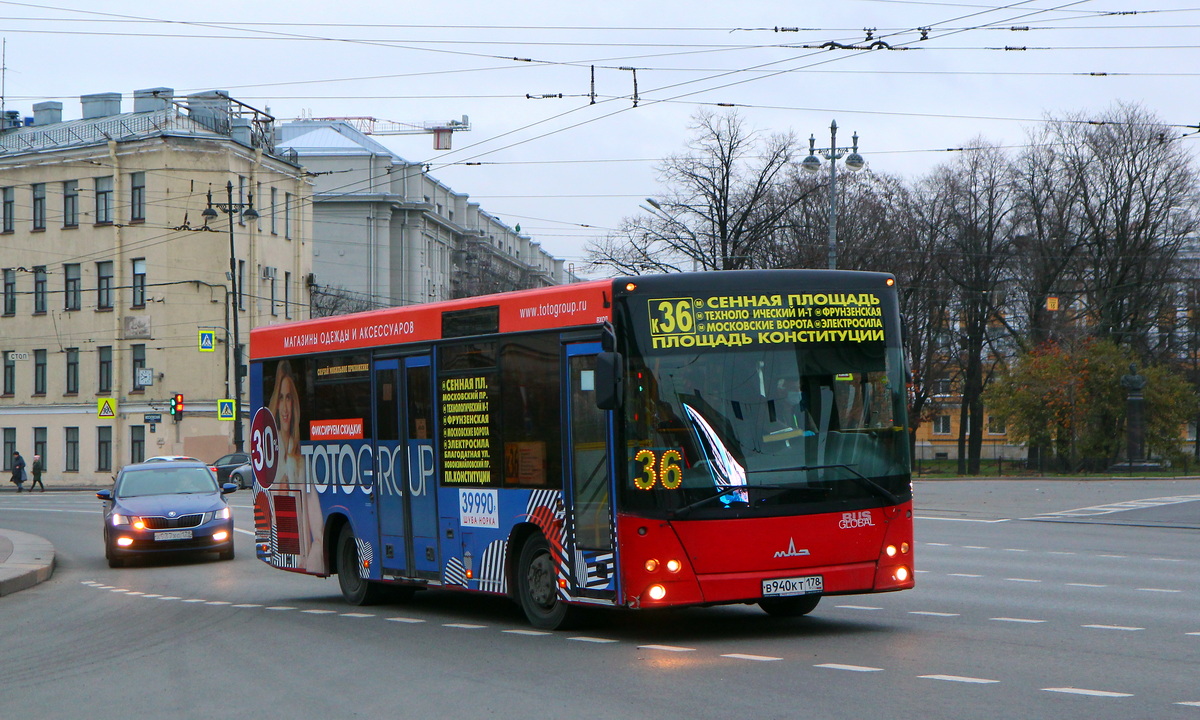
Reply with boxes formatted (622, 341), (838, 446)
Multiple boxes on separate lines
(0, 88), (311, 485)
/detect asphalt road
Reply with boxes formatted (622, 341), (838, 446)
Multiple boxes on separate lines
(0, 480), (1196, 720)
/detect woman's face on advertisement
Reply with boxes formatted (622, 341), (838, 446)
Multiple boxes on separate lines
(278, 375), (298, 430)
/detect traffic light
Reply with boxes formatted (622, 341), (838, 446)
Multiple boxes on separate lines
(171, 393), (184, 421)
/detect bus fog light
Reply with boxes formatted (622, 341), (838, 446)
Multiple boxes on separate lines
(665, 559), (681, 573)
(116, 537), (133, 547)
(645, 559), (659, 572)
(885, 545), (897, 557)
(647, 584), (667, 601)
(895, 566), (910, 582)
(901, 542), (910, 554)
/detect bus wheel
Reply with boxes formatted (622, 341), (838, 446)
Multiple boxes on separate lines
(758, 595), (821, 617)
(517, 535), (578, 630)
(337, 525), (386, 606)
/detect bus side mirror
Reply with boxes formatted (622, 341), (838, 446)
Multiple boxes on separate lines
(595, 352), (623, 410)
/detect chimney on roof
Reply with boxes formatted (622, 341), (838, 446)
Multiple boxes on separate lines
(231, 117), (252, 146)
(81, 92), (122, 119)
(133, 87), (174, 113)
(32, 101), (62, 126)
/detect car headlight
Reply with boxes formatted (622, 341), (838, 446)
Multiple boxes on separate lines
(111, 513), (132, 527)
(204, 507), (232, 523)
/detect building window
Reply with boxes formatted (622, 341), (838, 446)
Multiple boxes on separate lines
(2, 187), (13, 232)
(130, 425), (145, 464)
(2, 268), (14, 315)
(284, 271), (292, 319)
(131, 258), (146, 307)
(63, 180), (78, 227)
(988, 416), (1007, 435)
(2, 428), (13, 470)
(131, 344), (146, 391)
(33, 266), (46, 314)
(130, 172), (145, 222)
(933, 414), (951, 435)
(98, 346), (112, 393)
(32, 183), (45, 230)
(65, 347), (79, 394)
(64, 427), (79, 472)
(270, 186), (278, 234)
(284, 192), (292, 239)
(2, 351), (13, 395)
(64, 263), (81, 311)
(34, 427), (46, 471)
(97, 426), (112, 472)
(96, 261), (114, 310)
(33, 349), (46, 395)
(95, 176), (113, 224)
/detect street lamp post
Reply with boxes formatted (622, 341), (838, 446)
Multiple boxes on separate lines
(801, 120), (865, 270)
(203, 181), (258, 452)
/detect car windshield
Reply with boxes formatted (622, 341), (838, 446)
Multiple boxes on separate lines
(116, 467), (219, 497)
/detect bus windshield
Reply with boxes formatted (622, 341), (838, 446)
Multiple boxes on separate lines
(621, 330), (910, 519)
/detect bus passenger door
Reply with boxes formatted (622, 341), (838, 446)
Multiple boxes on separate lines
(564, 343), (617, 602)
(403, 355), (440, 579)
(375, 359), (409, 576)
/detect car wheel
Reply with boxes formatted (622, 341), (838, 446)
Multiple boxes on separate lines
(104, 531), (124, 568)
(219, 546), (235, 561)
(516, 534), (580, 630)
(758, 594), (821, 617)
(336, 524), (386, 605)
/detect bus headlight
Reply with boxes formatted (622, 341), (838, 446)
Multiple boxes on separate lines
(886, 545), (897, 557)
(645, 559), (659, 572)
(665, 559), (682, 573)
(647, 584), (667, 601)
(894, 566), (910, 582)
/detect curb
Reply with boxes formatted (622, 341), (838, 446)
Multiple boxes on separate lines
(0, 528), (56, 597)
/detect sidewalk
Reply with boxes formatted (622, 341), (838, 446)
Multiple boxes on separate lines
(0, 528), (56, 596)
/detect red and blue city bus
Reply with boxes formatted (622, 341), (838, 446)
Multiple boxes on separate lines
(248, 270), (913, 628)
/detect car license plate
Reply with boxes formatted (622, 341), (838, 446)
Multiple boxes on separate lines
(762, 575), (823, 597)
(155, 530), (193, 541)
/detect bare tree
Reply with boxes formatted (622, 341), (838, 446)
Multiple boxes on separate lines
(310, 284), (381, 317)
(587, 110), (805, 273)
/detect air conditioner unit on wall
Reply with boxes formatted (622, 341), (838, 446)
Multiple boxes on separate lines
(260, 266), (276, 280)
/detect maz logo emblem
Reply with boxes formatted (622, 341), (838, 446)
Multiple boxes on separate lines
(774, 538), (810, 558)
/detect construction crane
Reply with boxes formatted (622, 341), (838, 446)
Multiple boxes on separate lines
(304, 115), (471, 149)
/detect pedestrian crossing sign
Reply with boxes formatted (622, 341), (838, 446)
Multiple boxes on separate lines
(217, 399), (236, 421)
(199, 330), (216, 352)
(97, 398), (118, 419)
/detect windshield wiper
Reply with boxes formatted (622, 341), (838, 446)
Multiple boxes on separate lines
(763, 463), (900, 505)
(668, 482), (830, 519)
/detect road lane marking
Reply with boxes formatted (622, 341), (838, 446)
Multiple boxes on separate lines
(925, 542), (951, 546)
(503, 629), (551, 636)
(948, 573), (982, 578)
(909, 611), (959, 617)
(991, 617), (1046, 624)
(1176, 701), (1200, 707)
(722, 653), (782, 662)
(182, 599), (206, 603)
(639, 644), (695, 652)
(443, 623), (485, 629)
(568, 636), (618, 643)
(1136, 588), (1182, 593)
(915, 517), (1009, 523)
(1187, 632), (1200, 636)
(158, 596), (181, 600)
(816, 663), (883, 672)
(385, 617), (425, 624)
(341, 612), (375, 618)
(1003, 548), (1029, 552)
(1043, 687), (1133, 698)
(302, 609), (337, 614)
(836, 605), (883, 610)
(1083, 624), (1143, 631)
(204, 601), (231, 605)
(1098, 554), (1126, 559)
(921, 674), (999, 684)
(962, 545), (989, 550)
(1066, 583), (1106, 588)
(1005, 578), (1041, 583)
(1047, 551), (1076, 555)
(231, 603), (261, 608)
(264, 606), (296, 611)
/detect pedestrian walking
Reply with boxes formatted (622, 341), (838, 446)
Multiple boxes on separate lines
(10, 450), (26, 492)
(28, 454), (44, 492)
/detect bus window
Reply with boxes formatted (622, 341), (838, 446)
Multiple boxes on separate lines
(500, 334), (562, 488)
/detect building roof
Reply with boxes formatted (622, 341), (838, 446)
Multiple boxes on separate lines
(0, 108), (225, 156)
(276, 121), (401, 160)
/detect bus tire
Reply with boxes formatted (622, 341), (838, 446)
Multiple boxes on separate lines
(337, 524), (386, 606)
(516, 534), (578, 630)
(758, 594), (821, 617)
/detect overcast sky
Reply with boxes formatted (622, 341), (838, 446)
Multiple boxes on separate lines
(1, 0), (1197, 270)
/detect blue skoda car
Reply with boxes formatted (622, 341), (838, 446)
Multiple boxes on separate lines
(97, 460), (237, 568)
